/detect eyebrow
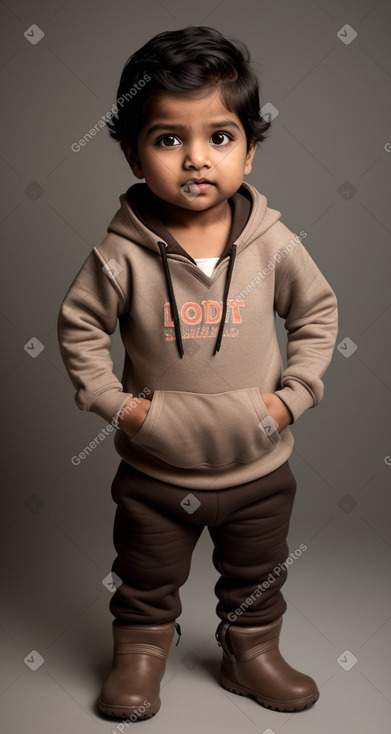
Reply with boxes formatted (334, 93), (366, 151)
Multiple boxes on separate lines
(145, 120), (241, 137)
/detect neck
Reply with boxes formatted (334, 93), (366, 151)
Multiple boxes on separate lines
(162, 199), (231, 232)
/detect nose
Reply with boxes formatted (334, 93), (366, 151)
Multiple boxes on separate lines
(183, 138), (211, 170)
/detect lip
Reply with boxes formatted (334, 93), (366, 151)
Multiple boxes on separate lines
(182, 179), (215, 192)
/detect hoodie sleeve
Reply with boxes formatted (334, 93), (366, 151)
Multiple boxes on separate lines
(273, 239), (338, 423)
(57, 246), (134, 425)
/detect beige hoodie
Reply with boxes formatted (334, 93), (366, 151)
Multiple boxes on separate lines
(57, 181), (338, 489)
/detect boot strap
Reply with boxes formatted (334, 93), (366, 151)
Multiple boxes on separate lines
(235, 639), (278, 662)
(114, 643), (167, 660)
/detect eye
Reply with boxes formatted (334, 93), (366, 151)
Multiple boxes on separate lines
(211, 132), (233, 146)
(157, 135), (181, 147)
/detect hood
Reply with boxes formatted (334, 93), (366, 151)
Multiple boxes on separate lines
(107, 181), (281, 357)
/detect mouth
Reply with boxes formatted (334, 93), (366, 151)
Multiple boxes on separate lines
(182, 178), (215, 193)
(186, 178), (214, 185)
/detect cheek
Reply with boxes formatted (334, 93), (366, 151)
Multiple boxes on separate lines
(223, 146), (246, 166)
(149, 155), (175, 174)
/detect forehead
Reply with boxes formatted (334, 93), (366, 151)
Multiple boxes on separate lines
(142, 87), (243, 133)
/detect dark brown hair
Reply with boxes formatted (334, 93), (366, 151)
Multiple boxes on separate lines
(107, 26), (271, 153)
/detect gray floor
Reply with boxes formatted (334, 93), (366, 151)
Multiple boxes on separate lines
(1, 0), (391, 732)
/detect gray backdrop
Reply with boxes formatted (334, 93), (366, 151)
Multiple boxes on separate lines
(0, 1), (390, 733)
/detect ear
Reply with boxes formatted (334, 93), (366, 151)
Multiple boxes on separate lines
(243, 142), (257, 176)
(121, 142), (144, 179)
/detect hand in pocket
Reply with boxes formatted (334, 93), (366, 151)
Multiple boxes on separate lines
(117, 397), (151, 438)
(260, 393), (292, 433)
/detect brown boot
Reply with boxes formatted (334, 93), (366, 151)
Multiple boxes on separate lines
(98, 620), (180, 719)
(216, 617), (319, 712)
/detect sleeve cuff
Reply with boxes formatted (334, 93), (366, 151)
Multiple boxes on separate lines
(274, 381), (317, 423)
(87, 391), (134, 426)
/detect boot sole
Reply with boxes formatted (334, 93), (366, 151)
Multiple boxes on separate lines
(219, 672), (319, 712)
(97, 696), (160, 719)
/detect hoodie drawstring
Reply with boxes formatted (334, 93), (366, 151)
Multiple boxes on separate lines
(158, 241), (237, 359)
(213, 244), (237, 355)
(158, 241), (185, 358)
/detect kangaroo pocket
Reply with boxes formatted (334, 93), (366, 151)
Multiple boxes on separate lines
(130, 387), (281, 470)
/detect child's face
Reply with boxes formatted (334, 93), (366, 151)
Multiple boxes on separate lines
(123, 88), (257, 220)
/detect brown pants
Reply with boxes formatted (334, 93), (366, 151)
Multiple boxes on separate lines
(109, 459), (297, 626)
